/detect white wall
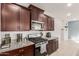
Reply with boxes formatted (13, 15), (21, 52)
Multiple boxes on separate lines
(63, 19), (68, 40)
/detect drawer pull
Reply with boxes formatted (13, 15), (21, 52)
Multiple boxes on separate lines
(19, 49), (24, 52)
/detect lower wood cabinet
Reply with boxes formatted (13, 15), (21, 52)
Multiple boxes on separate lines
(46, 39), (58, 55)
(22, 44), (35, 56)
(0, 44), (35, 56)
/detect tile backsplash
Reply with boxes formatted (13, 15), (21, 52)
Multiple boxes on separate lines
(1, 31), (45, 40)
(1, 31), (55, 39)
(0, 31), (41, 45)
(0, 31), (59, 45)
(0, 31), (60, 52)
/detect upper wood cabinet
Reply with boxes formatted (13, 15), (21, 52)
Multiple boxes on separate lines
(0, 4), (1, 31)
(19, 5), (30, 31)
(1, 4), (54, 31)
(47, 16), (54, 31)
(43, 15), (54, 31)
(28, 5), (54, 31)
(28, 5), (44, 21)
(41, 14), (48, 31)
(1, 3), (30, 31)
(1, 4), (19, 31)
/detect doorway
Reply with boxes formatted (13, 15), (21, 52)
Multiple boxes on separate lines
(68, 21), (79, 42)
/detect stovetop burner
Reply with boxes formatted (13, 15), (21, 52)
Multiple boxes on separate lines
(29, 37), (48, 44)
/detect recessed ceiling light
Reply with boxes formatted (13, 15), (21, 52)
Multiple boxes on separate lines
(67, 13), (71, 17)
(67, 3), (72, 7)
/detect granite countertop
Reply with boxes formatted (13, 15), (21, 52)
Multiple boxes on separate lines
(0, 40), (34, 53)
(42, 36), (58, 40)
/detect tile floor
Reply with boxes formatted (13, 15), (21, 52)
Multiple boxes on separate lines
(50, 40), (79, 56)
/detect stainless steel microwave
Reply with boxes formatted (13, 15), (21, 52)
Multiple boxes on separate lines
(31, 20), (44, 31)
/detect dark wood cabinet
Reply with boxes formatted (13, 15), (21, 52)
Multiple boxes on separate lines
(30, 6), (38, 21)
(47, 16), (54, 31)
(1, 4), (54, 31)
(0, 3), (1, 31)
(41, 15), (48, 31)
(46, 39), (58, 55)
(28, 5), (54, 31)
(1, 3), (30, 31)
(43, 15), (54, 31)
(51, 18), (54, 31)
(1, 4), (19, 31)
(19, 6), (30, 31)
(0, 44), (35, 56)
(28, 5), (44, 21)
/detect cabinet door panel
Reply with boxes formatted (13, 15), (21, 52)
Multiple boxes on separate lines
(0, 3), (1, 31)
(23, 45), (35, 56)
(47, 39), (58, 55)
(51, 18), (54, 30)
(44, 17), (48, 31)
(20, 7), (30, 31)
(29, 5), (44, 21)
(47, 16), (54, 31)
(39, 15), (48, 31)
(30, 7), (38, 20)
(47, 17), (51, 30)
(50, 17), (54, 31)
(1, 4), (19, 31)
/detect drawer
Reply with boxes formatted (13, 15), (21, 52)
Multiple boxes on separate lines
(23, 45), (35, 56)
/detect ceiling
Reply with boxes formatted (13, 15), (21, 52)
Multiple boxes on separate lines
(18, 3), (79, 21)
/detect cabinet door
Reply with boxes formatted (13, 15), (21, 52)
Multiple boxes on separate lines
(23, 45), (35, 56)
(47, 17), (51, 30)
(43, 16), (48, 31)
(47, 17), (54, 31)
(50, 17), (54, 31)
(47, 40), (53, 55)
(7, 49), (19, 56)
(38, 10), (44, 22)
(30, 7), (38, 20)
(0, 3), (1, 31)
(29, 5), (44, 21)
(20, 7), (30, 31)
(38, 14), (48, 31)
(1, 3), (19, 31)
(51, 18), (54, 31)
(47, 39), (58, 55)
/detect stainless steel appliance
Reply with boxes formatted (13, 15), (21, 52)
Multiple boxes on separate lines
(31, 20), (44, 30)
(28, 33), (48, 56)
(28, 33), (48, 48)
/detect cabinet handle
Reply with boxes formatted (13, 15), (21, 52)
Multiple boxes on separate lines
(19, 49), (24, 52)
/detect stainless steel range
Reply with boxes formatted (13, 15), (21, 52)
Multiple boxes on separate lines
(28, 33), (48, 48)
(28, 33), (48, 55)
